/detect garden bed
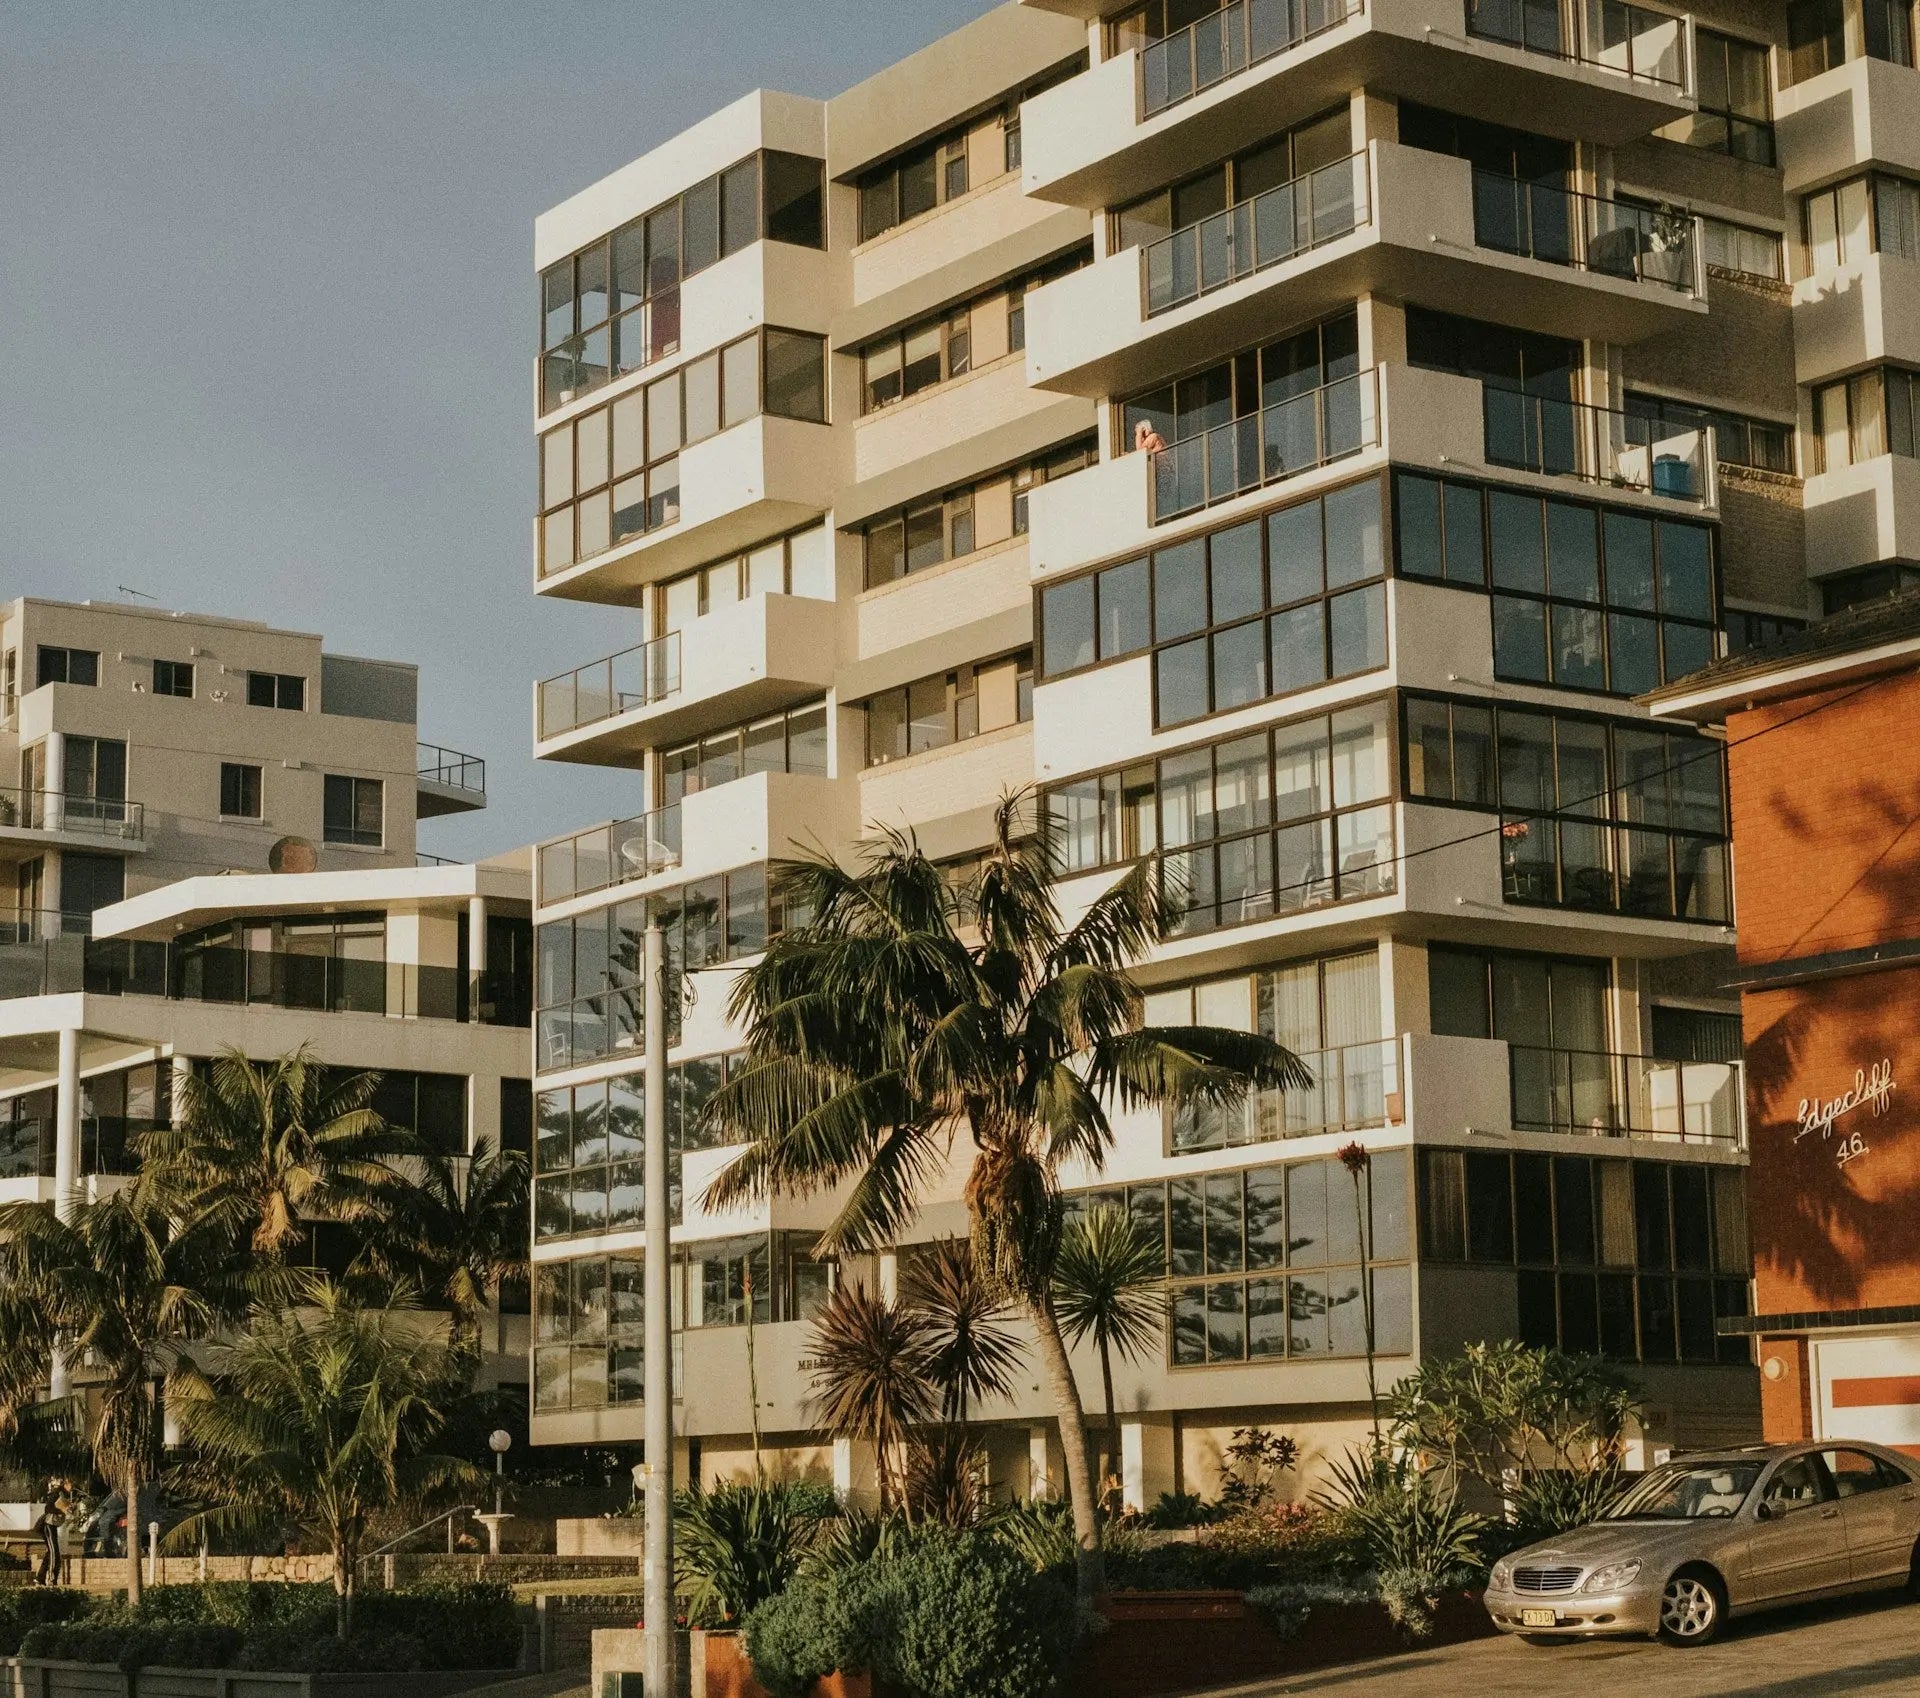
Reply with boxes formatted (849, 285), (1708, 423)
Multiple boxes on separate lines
(1063, 1588), (1497, 1698)
(3, 1658), (517, 1698)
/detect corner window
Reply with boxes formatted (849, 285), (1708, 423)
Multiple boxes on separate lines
(248, 672), (305, 710)
(36, 646), (99, 688)
(1815, 367), (1920, 470)
(863, 654), (1032, 766)
(220, 762), (263, 820)
(1677, 30), (1775, 164)
(323, 775), (383, 847)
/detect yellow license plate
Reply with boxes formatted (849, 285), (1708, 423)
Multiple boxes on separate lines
(1521, 1609), (1559, 1628)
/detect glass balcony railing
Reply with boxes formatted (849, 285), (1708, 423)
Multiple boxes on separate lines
(1171, 1035), (1403, 1152)
(538, 633), (682, 740)
(1464, 0), (1690, 91)
(1481, 386), (1714, 502)
(537, 806), (684, 907)
(1140, 0), (1364, 120)
(1150, 367), (1379, 522)
(1471, 170), (1700, 294)
(1143, 151), (1370, 317)
(418, 743), (486, 794)
(0, 788), (145, 841)
(1508, 1044), (1745, 1145)
(0, 936), (530, 1025)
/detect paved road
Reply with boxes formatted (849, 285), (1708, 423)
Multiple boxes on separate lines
(1200, 1591), (1920, 1698)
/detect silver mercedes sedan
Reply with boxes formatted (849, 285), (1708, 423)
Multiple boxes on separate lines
(1483, 1441), (1920, 1646)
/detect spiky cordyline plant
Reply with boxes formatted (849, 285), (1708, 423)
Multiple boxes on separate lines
(802, 1282), (937, 1514)
(900, 1238), (1024, 1426)
(137, 1045), (402, 1257)
(1052, 1205), (1166, 1495)
(702, 796), (1308, 1598)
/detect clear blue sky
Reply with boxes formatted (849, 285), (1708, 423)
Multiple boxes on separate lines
(0, 0), (992, 859)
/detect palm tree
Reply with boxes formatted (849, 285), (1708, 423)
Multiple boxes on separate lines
(703, 800), (1307, 1597)
(138, 1046), (398, 1257)
(365, 1134), (531, 1354)
(0, 1189), (241, 1603)
(170, 1278), (482, 1635)
(900, 1239), (1023, 1426)
(802, 1282), (937, 1514)
(1052, 1205), (1165, 1503)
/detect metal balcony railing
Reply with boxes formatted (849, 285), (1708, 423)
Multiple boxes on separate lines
(538, 632), (682, 740)
(1149, 367), (1379, 522)
(1471, 170), (1701, 294)
(1139, 0), (1364, 120)
(1481, 386), (1715, 503)
(0, 788), (145, 841)
(1171, 1035), (1404, 1152)
(536, 805), (684, 907)
(1143, 151), (1370, 317)
(1509, 1044), (1745, 1145)
(1464, 0), (1690, 91)
(418, 743), (486, 793)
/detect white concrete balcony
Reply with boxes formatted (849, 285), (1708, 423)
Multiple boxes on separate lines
(1776, 53), (1920, 195)
(1803, 453), (1920, 582)
(1021, 0), (1692, 209)
(858, 724), (1035, 851)
(1792, 254), (1920, 385)
(535, 415), (842, 603)
(0, 790), (148, 859)
(534, 592), (837, 766)
(1026, 141), (1703, 400)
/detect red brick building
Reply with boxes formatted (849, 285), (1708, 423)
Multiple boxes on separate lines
(1653, 595), (1920, 1452)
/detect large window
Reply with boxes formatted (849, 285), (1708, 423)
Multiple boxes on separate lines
(322, 775), (383, 847)
(1038, 477), (1385, 728)
(1393, 472), (1719, 696)
(857, 108), (1007, 241)
(535, 1064), (707, 1241)
(1419, 1148), (1748, 1364)
(1867, 0), (1918, 64)
(1808, 173), (1920, 270)
(662, 701), (829, 802)
(1069, 1149), (1410, 1367)
(657, 526), (833, 636)
(247, 671), (305, 710)
(864, 654), (1032, 765)
(1699, 214), (1785, 280)
(1815, 366), (1920, 470)
(1625, 393), (1794, 476)
(1043, 700), (1394, 935)
(1680, 30), (1775, 164)
(861, 439), (1095, 587)
(535, 870), (803, 1073)
(36, 646), (98, 688)
(538, 150), (825, 413)
(63, 736), (127, 814)
(858, 254), (1086, 415)
(1406, 695), (1729, 921)
(533, 1253), (645, 1409)
(1786, 0), (1847, 83)
(1146, 950), (1389, 1152)
(538, 328), (827, 577)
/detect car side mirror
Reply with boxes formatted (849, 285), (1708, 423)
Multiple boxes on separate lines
(1754, 1501), (1774, 1522)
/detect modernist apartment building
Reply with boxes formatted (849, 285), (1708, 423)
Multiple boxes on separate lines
(0, 603), (533, 1516)
(526, 0), (1920, 1501)
(0, 596), (488, 936)
(1651, 591), (1920, 1454)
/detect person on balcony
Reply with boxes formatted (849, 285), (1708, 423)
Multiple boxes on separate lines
(1134, 419), (1167, 456)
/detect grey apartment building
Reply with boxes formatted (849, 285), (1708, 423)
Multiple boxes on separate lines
(526, 0), (1915, 1504)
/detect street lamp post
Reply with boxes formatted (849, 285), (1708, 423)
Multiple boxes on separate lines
(477, 1428), (513, 1555)
(642, 920), (674, 1697)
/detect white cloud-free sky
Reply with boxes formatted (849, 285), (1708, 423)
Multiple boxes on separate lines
(0, 0), (991, 858)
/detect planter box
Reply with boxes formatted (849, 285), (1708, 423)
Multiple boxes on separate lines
(1064, 1589), (1496, 1698)
(3, 1659), (517, 1698)
(694, 1632), (869, 1698)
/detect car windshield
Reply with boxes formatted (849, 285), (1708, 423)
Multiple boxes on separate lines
(1605, 1460), (1764, 1520)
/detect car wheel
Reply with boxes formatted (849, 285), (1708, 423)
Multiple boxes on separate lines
(1906, 1539), (1920, 1598)
(1657, 1568), (1724, 1647)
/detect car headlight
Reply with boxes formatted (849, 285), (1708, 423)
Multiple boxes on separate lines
(1490, 1559), (1512, 1590)
(1583, 1561), (1642, 1593)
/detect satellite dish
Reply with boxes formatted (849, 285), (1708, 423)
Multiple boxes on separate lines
(268, 835), (318, 874)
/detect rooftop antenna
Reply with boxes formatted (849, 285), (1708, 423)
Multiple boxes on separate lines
(116, 584), (157, 604)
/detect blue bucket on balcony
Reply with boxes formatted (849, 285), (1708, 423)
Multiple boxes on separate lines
(1652, 453), (1696, 499)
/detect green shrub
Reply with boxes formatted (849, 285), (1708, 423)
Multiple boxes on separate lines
(21, 1622), (246, 1673)
(1243, 1580), (1374, 1641)
(0, 1588), (91, 1654)
(745, 1528), (1072, 1698)
(676, 1481), (835, 1628)
(352, 1582), (521, 1669)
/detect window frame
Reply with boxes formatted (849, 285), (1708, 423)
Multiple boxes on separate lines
(219, 761), (263, 821)
(322, 774), (384, 848)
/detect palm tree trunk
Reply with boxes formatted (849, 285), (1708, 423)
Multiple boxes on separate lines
(1098, 1334), (1119, 1510)
(1028, 1289), (1104, 1601)
(124, 1461), (143, 1606)
(334, 1534), (353, 1638)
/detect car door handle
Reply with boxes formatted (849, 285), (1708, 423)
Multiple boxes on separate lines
(1821, 1508), (1841, 1519)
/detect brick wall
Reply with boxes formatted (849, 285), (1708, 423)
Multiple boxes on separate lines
(1719, 470), (1809, 612)
(1624, 269), (1796, 420)
(1727, 670), (1920, 965)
